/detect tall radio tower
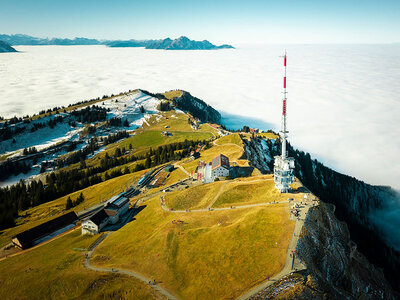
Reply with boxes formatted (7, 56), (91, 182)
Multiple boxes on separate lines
(274, 51), (295, 193)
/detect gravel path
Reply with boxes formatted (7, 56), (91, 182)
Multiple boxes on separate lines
(84, 232), (178, 300)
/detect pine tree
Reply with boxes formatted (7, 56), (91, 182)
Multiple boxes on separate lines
(65, 197), (73, 210)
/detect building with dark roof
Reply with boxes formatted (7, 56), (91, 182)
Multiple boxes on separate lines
(12, 211), (78, 249)
(105, 196), (129, 224)
(82, 195), (130, 234)
(81, 209), (109, 235)
(211, 154), (230, 178)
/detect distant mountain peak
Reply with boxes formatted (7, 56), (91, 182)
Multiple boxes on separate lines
(145, 36), (234, 50)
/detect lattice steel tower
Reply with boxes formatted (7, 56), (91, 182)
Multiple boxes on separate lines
(274, 51), (295, 192)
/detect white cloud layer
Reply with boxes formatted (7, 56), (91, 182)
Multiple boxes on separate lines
(0, 44), (399, 189)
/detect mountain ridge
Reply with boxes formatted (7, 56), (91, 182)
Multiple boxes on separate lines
(0, 34), (234, 50)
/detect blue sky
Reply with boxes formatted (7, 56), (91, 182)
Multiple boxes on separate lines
(0, 0), (399, 44)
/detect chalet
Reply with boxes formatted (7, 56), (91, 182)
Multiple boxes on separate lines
(12, 211), (78, 249)
(211, 154), (230, 178)
(81, 209), (109, 235)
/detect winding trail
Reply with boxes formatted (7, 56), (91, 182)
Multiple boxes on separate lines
(161, 196), (290, 213)
(84, 175), (313, 300)
(160, 187), (313, 300)
(207, 181), (228, 208)
(84, 232), (178, 300)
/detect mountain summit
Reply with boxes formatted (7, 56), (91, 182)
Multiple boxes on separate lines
(145, 36), (234, 50)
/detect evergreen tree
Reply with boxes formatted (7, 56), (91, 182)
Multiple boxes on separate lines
(65, 197), (73, 210)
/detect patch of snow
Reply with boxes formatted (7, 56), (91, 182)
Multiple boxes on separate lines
(97, 90), (160, 130)
(0, 122), (83, 154)
(0, 166), (40, 188)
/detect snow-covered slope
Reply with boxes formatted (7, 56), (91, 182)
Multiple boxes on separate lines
(98, 90), (160, 129)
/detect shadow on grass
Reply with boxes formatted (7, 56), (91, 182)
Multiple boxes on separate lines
(230, 166), (254, 179)
(103, 205), (146, 232)
(291, 186), (309, 194)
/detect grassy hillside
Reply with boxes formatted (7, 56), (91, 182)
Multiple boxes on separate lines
(0, 98), (303, 300)
(162, 90), (183, 100)
(92, 195), (294, 299)
(213, 177), (303, 208)
(214, 133), (243, 147)
(0, 230), (158, 300)
(164, 181), (226, 210)
(0, 172), (144, 248)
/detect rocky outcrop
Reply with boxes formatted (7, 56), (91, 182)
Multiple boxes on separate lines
(296, 202), (395, 299)
(242, 136), (276, 173)
(250, 203), (396, 299)
(141, 89), (221, 124)
(243, 136), (399, 295)
(286, 143), (400, 291)
(0, 41), (17, 53)
(172, 91), (221, 123)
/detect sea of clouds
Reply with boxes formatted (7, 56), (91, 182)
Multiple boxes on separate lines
(0, 44), (399, 193)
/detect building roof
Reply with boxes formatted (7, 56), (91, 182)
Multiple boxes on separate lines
(104, 208), (118, 216)
(12, 211), (78, 249)
(88, 209), (109, 226)
(110, 196), (129, 209)
(211, 154), (230, 171)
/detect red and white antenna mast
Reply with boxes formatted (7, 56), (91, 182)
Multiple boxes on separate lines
(281, 51), (288, 159)
(273, 51), (295, 193)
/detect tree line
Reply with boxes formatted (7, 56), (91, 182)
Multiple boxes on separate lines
(0, 138), (209, 230)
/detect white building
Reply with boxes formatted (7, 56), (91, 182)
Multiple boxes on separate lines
(200, 154), (230, 183)
(81, 209), (109, 235)
(211, 154), (230, 178)
(81, 196), (130, 235)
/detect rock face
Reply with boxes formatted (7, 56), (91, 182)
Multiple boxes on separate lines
(295, 202), (395, 299)
(249, 204), (396, 300)
(242, 136), (276, 173)
(243, 136), (399, 297)
(286, 143), (400, 290)
(145, 36), (234, 50)
(172, 91), (221, 123)
(243, 136), (400, 291)
(0, 41), (17, 53)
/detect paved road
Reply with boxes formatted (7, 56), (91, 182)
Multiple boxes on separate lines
(84, 232), (178, 300)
